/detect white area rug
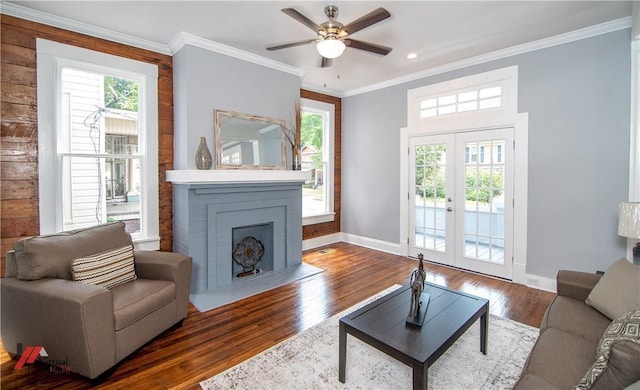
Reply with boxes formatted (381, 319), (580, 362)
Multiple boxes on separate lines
(201, 285), (538, 390)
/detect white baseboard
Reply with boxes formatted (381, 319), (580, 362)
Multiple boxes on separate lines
(304, 232), (557, 294)
(340, 233), (401, 255)
(302, 233), (342, 251)
(523, 274), (556, 293)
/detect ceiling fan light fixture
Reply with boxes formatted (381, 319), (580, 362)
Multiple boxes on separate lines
(317, 37), (346, 59)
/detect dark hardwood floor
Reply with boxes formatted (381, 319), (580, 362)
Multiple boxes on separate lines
(0, 242), (555, 389)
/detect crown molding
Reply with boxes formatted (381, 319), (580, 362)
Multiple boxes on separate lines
(0, 2), (631, 97)
(342, 16), (633, 97)
(300, 81), (343, 98)
(169, 32), (306, 78)
(0, 2), (171, 55)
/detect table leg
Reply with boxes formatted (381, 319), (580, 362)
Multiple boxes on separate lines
(480, 311), (488, 355)
(339, 321), (346, 383)
(412, 361), (428, 390)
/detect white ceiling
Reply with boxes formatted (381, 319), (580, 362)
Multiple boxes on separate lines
(5, 1), (633, 95)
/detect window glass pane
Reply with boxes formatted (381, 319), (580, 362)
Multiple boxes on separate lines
(61, 156), (140, 232)
(420, 98), (437, 109)
(479, 97), (502, 109)
(479, 86), (501, 98)
(458, 90), (478, 102)
(438, 95), (456, 106)
(61, 67), (141, 234)
(438, 105), (456, 115)
(301, 112), (326, 216)
(458, 101), (477, 112)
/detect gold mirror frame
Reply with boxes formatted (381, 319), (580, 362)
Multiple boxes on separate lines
(214, 109), (286, 170)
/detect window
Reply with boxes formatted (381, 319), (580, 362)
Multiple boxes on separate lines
(300, 98), (335, 224)
(407, 66), (518, 129)
(37, 39), (159, 249)
(465, 146), (478, 163)
(419, 85), (502, 118)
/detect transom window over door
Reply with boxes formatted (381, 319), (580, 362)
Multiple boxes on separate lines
(37, 39), (159, 249)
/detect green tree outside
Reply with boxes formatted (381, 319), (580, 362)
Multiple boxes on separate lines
(415, 145), (504, 204)
(104, 76), (138, 112)
(301, 112), (323, 166)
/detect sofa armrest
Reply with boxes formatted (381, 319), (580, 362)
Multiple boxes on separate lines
(133, 250), (192, 321)
(556, 270), (602, 301)
(0, 277), (116, 379)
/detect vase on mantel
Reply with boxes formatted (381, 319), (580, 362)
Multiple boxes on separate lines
(292, 144), (301, 171)
(195, 136), (212, 170)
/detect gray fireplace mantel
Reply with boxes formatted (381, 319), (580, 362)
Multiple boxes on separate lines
(166, 170), (311, 297)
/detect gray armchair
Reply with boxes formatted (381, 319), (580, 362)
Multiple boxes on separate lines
(1, 222), (192, 379)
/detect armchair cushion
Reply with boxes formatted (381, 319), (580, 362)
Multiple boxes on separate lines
(71, 245), (137, 289)
(585, 259), (640, 320)
(111, 279), (175, 331)
(13, 221), (132, 281)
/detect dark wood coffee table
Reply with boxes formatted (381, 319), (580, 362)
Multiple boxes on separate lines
(339, 283), (489, 390)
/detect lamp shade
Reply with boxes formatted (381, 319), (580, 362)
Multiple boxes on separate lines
(618, 202), (640, 239)
(316, 38), (346, 59)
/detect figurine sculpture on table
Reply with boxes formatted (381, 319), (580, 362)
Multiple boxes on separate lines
(406, 253), (430, 327)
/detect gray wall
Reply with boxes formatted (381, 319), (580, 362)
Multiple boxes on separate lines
(342, 29), (631, 279)
(173, 45), (300, 169)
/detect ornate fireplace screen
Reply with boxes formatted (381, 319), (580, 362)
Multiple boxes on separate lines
(232, 236), (265, 277)
(214, 109), (286, 170)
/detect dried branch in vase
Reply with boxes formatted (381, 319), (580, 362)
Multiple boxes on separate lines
(284, 100), (302, 170)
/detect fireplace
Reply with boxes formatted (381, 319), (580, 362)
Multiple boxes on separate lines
(167, 170), (322, 311)
(232, 223), (273, 277)
(210, 202), (287, 288)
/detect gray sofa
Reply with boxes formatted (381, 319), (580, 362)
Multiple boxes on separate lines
(1, 222), (192, 379)
(514, 259), (640, 390)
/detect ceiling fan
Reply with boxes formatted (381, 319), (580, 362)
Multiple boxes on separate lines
(266, 5), (392, 68)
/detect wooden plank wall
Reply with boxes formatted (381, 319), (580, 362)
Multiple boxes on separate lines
(300, 89), (342, 239)
(0, 15), (175, 276)
(0, 15), (341, 277)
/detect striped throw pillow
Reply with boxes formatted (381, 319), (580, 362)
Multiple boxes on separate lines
(71, 245), (137, 289)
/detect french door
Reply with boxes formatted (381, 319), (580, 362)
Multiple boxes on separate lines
(409, 128), (514, 279)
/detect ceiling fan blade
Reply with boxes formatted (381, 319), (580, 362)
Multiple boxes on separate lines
(345, 39), (392, 56)
(343, 8), (390, 35)
(320, 56), (333, 68)
(282, 8), (321, 33)
(266, 39), (316, 51)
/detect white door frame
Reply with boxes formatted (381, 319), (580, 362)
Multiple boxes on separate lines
(400, 113), (529, 284)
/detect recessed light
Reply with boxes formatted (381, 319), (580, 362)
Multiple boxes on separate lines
(406, 53), (418, 60)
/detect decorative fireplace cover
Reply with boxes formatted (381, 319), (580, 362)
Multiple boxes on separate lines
(233, 236), (265, 270)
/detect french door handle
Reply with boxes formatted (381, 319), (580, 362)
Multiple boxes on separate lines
(447, 207), (453, 212)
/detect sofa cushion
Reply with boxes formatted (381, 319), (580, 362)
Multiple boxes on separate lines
(522, 327), (597, 389)
(71, 245), (137, 289)
(513, 373), (562, 390)
(585, 258), (640, 320)
(111, 279), (175, 331)
(576, 309), (640, 390)
(540, 295), (611, 342)
(13, 222), (133, 281)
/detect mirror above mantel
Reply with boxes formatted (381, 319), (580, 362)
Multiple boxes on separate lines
(214, 109), (286, 170)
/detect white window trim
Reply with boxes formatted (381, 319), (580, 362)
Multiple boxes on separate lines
(36, 39), (160, 250)
(401, 66), (529, 285)
(301, 97), (335, 226)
